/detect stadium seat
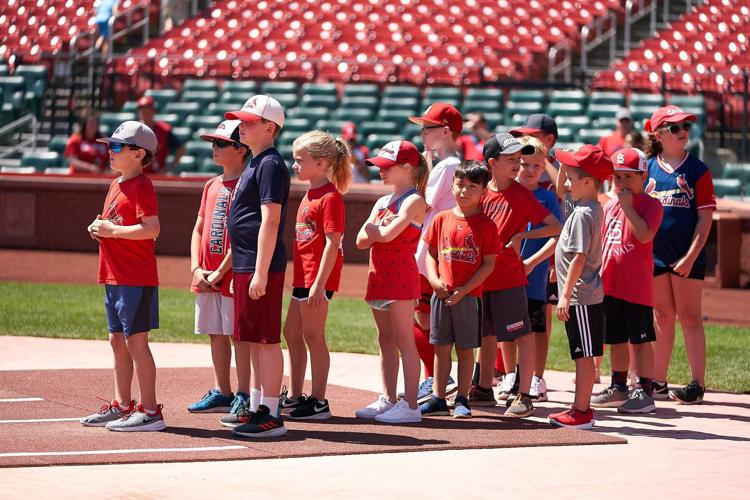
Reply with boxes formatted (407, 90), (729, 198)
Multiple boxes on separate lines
(556, 127), (576, 142)
(100, 112), (137, 131)
(590, 91), (626, 106)
(315, 120), (350, 134)
(186, 115), (222, 132)
(331, 108), (374, 124)
(154, 113), (181, 128)
(629, 93), (665, 107)
(421, 97), (460, 109)
(555, 116), (592, 133)
(144, 89), (178, 111)
(283, 118), (312, 134)
(465, 88), (504, 104)
(508, 90), (546, 104)
(164, 102), (202, 121)
(343, 84), (380, 99)
(381, 97), (419, 112)
(181, 90), (219, 108)
(300, 94), (338, 110)
(183, 78), (219, 92)
(199, 157), (222, 174)
(290, 107), (330, 121)
(630, 105), (661, 123)
(360, 121), (400, 136)
(366, 133), (403, 151)
(171, 127), (193, 144)
(587, 104), (621, 120)
(382, 86), (420, 100)
(268, 93), (299, 109)
(14, 65), (47, 114)
(483, 112), (504, 129)
(47, 136), (68, 157)
(174, 155), (198, 173)
(463, 100), (503, 114)
(302, 83), (337, 96)
(712, 178), (743, 197)
(401, 122), (422, 139)
(205, 102), (239, 118)
(222, 81), (258, 94)
(276, 132), (296, 147)
(219, 91), (249, 105)
(577, 128), (610, 144)
(341, 96), (379, 112)
(722, 163), (750, 184)
(185, 141), (214, 160)
(549, 90), (587, 105)
(376, 109), (413, 124)
(21, 151), (61, 171)
(424, 87), (462, 102)
(121, 101), (138, 113)
(547, 102), (586, 117)
(0, 76), (24, 120)
(277, 144), (294, 168)
(504, 101), (544, 123)
(260, 81), (299, 95)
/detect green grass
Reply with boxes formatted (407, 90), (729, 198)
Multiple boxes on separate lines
(1, 281), (748, 393)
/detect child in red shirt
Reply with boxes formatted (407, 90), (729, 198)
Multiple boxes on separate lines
(81, 121), (164, 431)
(355, 140), (428, 424)
(281, 130), (351, 420)
(420, 161), (501, 418)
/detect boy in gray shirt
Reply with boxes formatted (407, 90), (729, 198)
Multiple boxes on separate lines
(548, 145), (613, 430)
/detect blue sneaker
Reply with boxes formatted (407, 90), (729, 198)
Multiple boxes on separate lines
(453, 396), (472, 419)
(229, 392), (250, 414)
(188, 389), (234, 413)
(419, 395), (450, 416)
(416, 377), (435, 404)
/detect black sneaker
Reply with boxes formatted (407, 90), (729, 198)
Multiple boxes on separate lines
(287, 396), (332, 420)
(652, 380), (670, 400)
(669, 380), (705, 405)
(279, 386), (305, 415)
(468, 385), (496, 407)
(232, 405), (287, 438)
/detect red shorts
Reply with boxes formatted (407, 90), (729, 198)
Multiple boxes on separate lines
(416, 274), (432, 314)
(233, 271), (285, 344)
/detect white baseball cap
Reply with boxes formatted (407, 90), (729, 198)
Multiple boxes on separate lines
(611, 147), (647, 172)
(97, 120), (157, 152)
(199, 119), (242, 143)
(225, 94), (285, 128)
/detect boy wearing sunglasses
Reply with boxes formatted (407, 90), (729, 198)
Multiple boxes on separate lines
(82, 121), (165, 431)
(187, 120), (254, 420)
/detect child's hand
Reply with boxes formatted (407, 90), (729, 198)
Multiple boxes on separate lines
(87, 215), (102, 241)
(192, 267), (211, 291)
(307, 283), (325, 307)
(229, 278), (234, 295)
(556, 296), (570, 321)
(248, 273), (268, 300)
(672, 255), (695, 277)
(523, 258), (535, 276)
(616, 188), (633, 209)
(506, 233), (524, 256)
(445, 286), (467, 306)
(90, 218), (117, 238)
(430, 279), (450, 299)
(206, 270), (223, 291)
(379, 214), (397, 227)
(364, 223), (380, 238)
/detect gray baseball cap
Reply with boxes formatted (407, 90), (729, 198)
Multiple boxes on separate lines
(483, 132), (535, 161)
(97, 121), (157, 152)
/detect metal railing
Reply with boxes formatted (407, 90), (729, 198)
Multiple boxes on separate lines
(0, 114), (38, 159)
(107, 1), (151, 55)
(548, 40), (572, 82)
(581, 10), (617, 74)
(624, 0), (658, 52)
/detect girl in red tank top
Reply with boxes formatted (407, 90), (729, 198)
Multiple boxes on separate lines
(355, 140), (428, 424)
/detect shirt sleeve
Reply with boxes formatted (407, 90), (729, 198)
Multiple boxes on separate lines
(643, 198), (664, 233)
(422, 215), (440, 250)
(695, 170), (717, 210)
(321, 192), (345, 234)
(64, 135), (80, 158)
(198, 179), (211, 218)
(561, 209), (592, 255)
(135, 180), (159, 219)
(481, 220), (503, 255)
(256, 157), (287, 205)
(424, 161), (455, 209)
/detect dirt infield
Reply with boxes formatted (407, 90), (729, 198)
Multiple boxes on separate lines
(0, 367), (625, 468)
(2, 249), (749, 325)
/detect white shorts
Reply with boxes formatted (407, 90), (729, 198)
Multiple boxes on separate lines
(195, 293), (234, 336)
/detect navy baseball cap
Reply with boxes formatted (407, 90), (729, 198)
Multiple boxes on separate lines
(510, 113), (558, 139)
(483, 132), (535, 161)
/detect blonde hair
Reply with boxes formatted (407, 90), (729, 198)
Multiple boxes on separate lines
(412, 155), (429, 197)
(293, 130), (352, 194)
(518, 135), (548, 157)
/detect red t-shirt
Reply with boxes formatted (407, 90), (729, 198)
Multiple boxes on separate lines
(192, 175), (238, 296)
(598, 132), (626, 158)
(457, 134), (484, 161)
(143, 121), (174, 174)
(64, 133), (109, 173)
(601, 193), (664, 307)
(480, 181), (551, 291)
(293, 182), (345, 291)
(423, 210), (502, 297)
(98, 175), (159, 286)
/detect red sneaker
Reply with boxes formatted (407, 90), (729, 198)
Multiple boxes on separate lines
(549, 408), (595, 429)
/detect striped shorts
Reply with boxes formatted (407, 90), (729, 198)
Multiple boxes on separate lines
(563, 303), (604, 360)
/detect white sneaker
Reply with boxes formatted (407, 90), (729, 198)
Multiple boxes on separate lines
(497, 372), (516, 400)
(355, 395), (394, 419)
(374, 399), (422, 424)
(530, 376), (548, 402)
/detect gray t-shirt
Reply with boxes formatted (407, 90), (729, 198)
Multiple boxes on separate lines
(555, 195), (604, 306)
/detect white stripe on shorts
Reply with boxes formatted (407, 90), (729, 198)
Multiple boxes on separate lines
(576, 305), (591, 357)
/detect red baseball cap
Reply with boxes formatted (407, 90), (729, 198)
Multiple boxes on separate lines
(611, 147), (647, 173)
(408, 103), (463, 135)
(554, 144), (614, 182)
(137, 95), (156, 108)
(366, 140), (421, 169)
(644, 105), (697, 133)
(341, 122), (357, 140)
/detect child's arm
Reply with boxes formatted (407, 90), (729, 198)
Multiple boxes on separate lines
(365, 195), (426, 243)
(207, 248), (232, 291)
(249, 202), (281, 300)
(523, 237), (557, 275)
(673, 208), (713, 277)
(356, 203), (382, 250)
(544, 157), (559, 187)
(556, 252), (586, 321)
(90, 215), (160, 240)
(190, 215), (211, 291)
(446, 253), (496, 306)
(507, 213), (562, 254)
(308, 232), (342, 307)
(618, 190), (655, 243)
(425, 246), (450, 299)
(555, 163), (569, 197)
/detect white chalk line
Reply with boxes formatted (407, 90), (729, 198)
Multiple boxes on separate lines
(0, 445), (248, 458)
(0, 398), (45, 403)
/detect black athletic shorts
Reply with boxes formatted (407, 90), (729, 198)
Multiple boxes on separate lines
(653, 264), (706, 281)
(564, 303), (604, 360)
(603, 295), (656, 345)
(546, 281), (559, 305)
(291, 287), (334, 301)
(527, 298), (547, 333)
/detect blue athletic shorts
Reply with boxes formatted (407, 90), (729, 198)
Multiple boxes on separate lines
(104, 285), (159, 336)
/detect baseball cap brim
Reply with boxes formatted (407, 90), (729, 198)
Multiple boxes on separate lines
(501, 143), (535, 155)
(510, 127), (544, 137)
(613, 165), (643, 172)
(199, 133), (238, 143)
(224, 111), (262, 122)
(96, 137), (138, 146)
(661, 112), (697, 124)
(408, 116), (443, 127)
(553, 149), (579, 167)
(365, 156), (397, 169)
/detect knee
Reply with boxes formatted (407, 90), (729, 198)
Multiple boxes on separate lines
(653, 306), (675, 325)
(302, 328), (326, 347)
(678, 313), (703, 331)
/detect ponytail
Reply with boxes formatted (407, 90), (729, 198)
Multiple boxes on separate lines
(643, 133), (662, 158)
(412, 155), (429, 197)
(331, 137), (352, 194)
(293, 130), (352, 193)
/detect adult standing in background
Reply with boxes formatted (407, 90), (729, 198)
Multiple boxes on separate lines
(457, 112), (492, 161)
(65, 108), (109, 174)
(341, 122), (370, 184)
(599, 107), (634, 157)
(137, 95), (186, 174)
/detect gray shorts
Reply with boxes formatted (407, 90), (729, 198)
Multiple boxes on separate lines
(429, 294), (482, 350)
(482, 287), (533, 341)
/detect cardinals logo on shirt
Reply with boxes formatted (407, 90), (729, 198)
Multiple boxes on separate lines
(441, 233), (479, 263)
(675, 174), (695, 200)
(105, 200), (123, 226)
(646, 175), (693, 208)
(209, 187), (231, 254)
(295, 207), (317, 242)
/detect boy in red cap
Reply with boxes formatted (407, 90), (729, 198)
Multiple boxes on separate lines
(408, 103), (463, 402)
(549, 144), (613, 429)
(591, 148), (663, 414)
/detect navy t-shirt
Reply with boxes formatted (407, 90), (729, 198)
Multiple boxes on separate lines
(228, 147), (290, 274)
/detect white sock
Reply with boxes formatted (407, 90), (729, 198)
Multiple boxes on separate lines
(250, 388), (261, 412)
(262, 396), (279, 417)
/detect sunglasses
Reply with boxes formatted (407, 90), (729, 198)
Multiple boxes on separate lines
(108, 143), (139, 153)
(213, 139), (240, 149)
(663, 122), (692, 135)
(420, 125), (445, 134)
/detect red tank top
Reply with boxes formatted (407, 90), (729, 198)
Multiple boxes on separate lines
(365, 189), (422, 301)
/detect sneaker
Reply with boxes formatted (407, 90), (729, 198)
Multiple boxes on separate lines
(504, 394), (534, 418)
(618, 388), (656, 414)
(453, 396), (472, 419)
(80, 399), (135, 427)
(549, 408), (595, 429)
(590, 386), (629, 408)
(229, 392), (250, 415)
(219, 402), (255, 428)
(445, 376), (458, 397)
(355, 395), (395, 419)
(106, 403), (166, 432)
(496, 373), (517, 401)
(669, 380), (705, 405)
(652, 380), (670, 400)
(415, 377), (435, 404)
(530, 376), (548, 402)
(468, 385), (496, 407)
(279, 386), (305, 415)
(187, 389), (235, 413)
(288, 396), (332, 420)
(232, 405), (287, 438)
(374, 399), (422, 424)
(419, 395), (450, 416)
